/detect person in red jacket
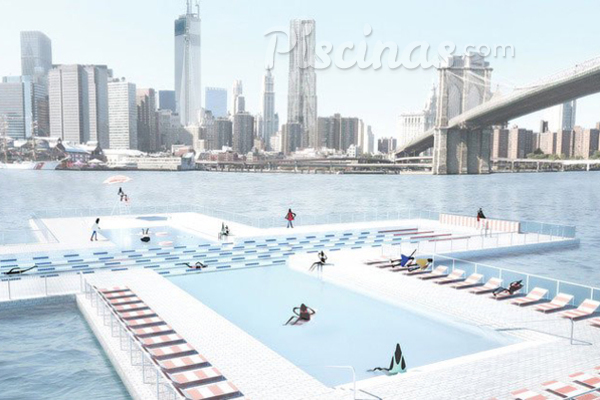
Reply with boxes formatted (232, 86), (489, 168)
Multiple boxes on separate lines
(285, 208), (297, 228)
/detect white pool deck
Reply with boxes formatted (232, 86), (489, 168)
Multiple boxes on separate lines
(0, 212), (588, 400)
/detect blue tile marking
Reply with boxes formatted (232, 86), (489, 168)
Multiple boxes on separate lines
(361, 231), (370, 234)
(219, 252), (232, 256)
(233, 246), (244, 250)
(121, 250), (136, 254)
(292, 246), (303, 250)
(314, 244), (324, 248)
(198, 244), (210, 247)
(99, 256), (114, 261)
(71, 265), (89, 269)
(0, 259), (17, 263)
(273, 259), (286, 264)
(149, 247), (161, 251)
(286, 237), (297, 240)
(283, 252), (295, 256)
(372, 244), (382, 248)
(331, 248), (341, 252)
(38, 267), (55, 272)
(244, 240), (256, 244)
(245, 262), (259, 266)
(174, 246), (186, 249)
(144, 265), (160, 269)
(308, 250), (318, 253)
(128, 254), (143, 258)
(106, 262), (121, 266)
(64, 254), (79, 258)
(232, 257), (245, 261)
(355, 241), (365, 244)
(268, 248), (281, 252)
(266, 239), (276, 242)
(343, 233), (352, 236)
(205, 259), (218, 263)
(43, 274), (59, 278)
(112, 267), (128, 271)
(83, 270), (95, 274)
(157, 252), (169, 256)
(374, 239), (383, 243)
(93, 252), (108, 256)
(37, 262), (52, 266)
(158, 271), (170, 275)
(217, 265), (231, 269)
(325, 234), (335, 238)
(135, 259), (151, 263)
(193, 254), (207, 259)
(165, 257), (179, 261)
(33, 256), (49, 260)
(257, 244), (267, 248)
(67, 259), (84, 263)
(183, 250), (196, 254)
(319, 239), (329, 243)
(352, 246), (362, 249)
(299, 241), (309, 244)
(244, 250), (257, 254)
(258, 255), (271, 259)
(306, 235), (316, 239)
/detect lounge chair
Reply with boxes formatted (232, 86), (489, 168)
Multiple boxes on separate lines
(535, 293), (574, 313)
(109, 296), (143, 305)
(543, 380), (588, 398)
(157, 354), (210, 372)
(168, 366), (223, 388)
(570, 371), (600, 390)
(559, 299), (600, 320)
(114, 302), (149, 312)
(452, 273), (483, 289)
(389, 264), (412, 273)
(98, 286), (130, 294)
(470, 278), (503, 295)
(511, 388), (548, 399)
(139, 333), (186, 348)
(418, 266), (449, 280)
(118, 309), (157, 320)
(132, 324), (174, 337)
(179, 381), (241, 400)
(434, 269), (465, 285)
(511, 287), (548, 307)
(147, 343), (197, 360)
(125, 316), (165, 328)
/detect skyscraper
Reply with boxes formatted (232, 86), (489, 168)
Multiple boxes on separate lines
(48, 65), (89, 144)
(108, 79), (137, 149)
(232, 80), (243, 115)
(0, 77), (35, 139)
(547, 100), (576, 133)
(205, 87), (227, 118)
(159, 90), (176, 112)
(84, 65), (109, 148)
(174, 1), (201, 126)
(20, 31), (52, 78)
(260, 69), (276, 148)
(232, 112), (254, 155)
(288, 19), (317, 149)
(136, 89), (158, 152)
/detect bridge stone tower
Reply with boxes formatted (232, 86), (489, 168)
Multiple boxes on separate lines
(434, 54), (493, 174)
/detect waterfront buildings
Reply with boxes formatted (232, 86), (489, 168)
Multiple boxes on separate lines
(108, 79), (137, 150)
(174, 1), (202, 126)
(377, 137), (397, 154)
(573, 126), (600, 158)
(259, 69), (276, 149)
(158, 90), (176, 113)
(398, 84), (437, 148)
(281, 122), (303, 155)
(232, 80), (243, 115)
(157, 109), (191, 149)
(0, 77), (36, 139)
(232, 112), (254, 155)
(288, 19), (318, 149)
(317, 114), (361, 151)
(205, 87), (227, 118)
(214, 117), (233, 149)
(84, 65), (110, 149)
(136, 89), (158, 152)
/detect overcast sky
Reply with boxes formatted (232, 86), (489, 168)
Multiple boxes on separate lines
(1, 0), (600, 138)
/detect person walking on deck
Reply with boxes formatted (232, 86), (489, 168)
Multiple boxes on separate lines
(285, 209), (297, 228)
(477, 208), (488, 237)
(90, 218), (101, 241)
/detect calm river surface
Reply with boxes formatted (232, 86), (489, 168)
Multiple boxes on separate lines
(0, 170), (598, 285)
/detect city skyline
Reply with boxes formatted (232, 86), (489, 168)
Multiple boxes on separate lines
(2, 1), (600, 140)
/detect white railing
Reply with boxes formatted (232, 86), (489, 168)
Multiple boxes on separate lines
(0, 270), (84, 301)
(84, 283), (180, 400)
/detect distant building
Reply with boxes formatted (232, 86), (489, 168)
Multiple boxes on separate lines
(20, 31), (52, 78)
(84, 65), (110, 149)
(366, 126), (375, 154)
(0, 77), (36, 139)
(546, 100), (576, 133)
(174, 3), (202, 125)
(214, 117), (233, 149)
(281, 123), (303, 155)
(260, 69), (276, 148)
(288, 19), (318, 148)
(136, 88), (158, 152)
(507, 128), (533, 159)
(573, 126), (600, 158)
(398, 84), (437, 148)
(205, 87), (227, 118)
(49, 65), (86, 144)
(556, 129), (573, 157)
(235, 95), (246, 114)
(232, 80), (243, 115)
(232, 112), (254, 154)
(157, 109), (191, 149)
(492, 128), (509, 158)
(317, 114), (360, 151)
(108, 79), (137, 149)
(158, 90), (176, 112)
(377, 137), (397, 154)
(270, 132), (282, 153)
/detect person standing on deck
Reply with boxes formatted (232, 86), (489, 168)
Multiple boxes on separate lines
(90, 218), (101, 241)
(285, 209), (297, 228)
(477, 208), (488, 237)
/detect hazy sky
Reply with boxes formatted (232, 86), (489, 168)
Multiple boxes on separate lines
(1, 0), (600, 138)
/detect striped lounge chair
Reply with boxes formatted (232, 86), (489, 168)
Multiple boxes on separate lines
(543, 380), (588, 398)
(452, 273), (483, 289)
(560, 299), (600, 321)
(470, 278), (503, 295)
(570, 371), (600, 390)
(511, 287), (548, 307)
(418, 266), (448, 280)
(168, 366), (223, 388)
(511, 388), (548, 399)
(179, 381), (241, 400)
(434, 269), (465, 285)
(535, 293), (573, 313)
(157, 354), (210, 372)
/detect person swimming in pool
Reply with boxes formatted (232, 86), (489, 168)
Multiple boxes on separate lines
(284, 303), (316, 326)
(184, 261), (207, 270)
(2, 266), (37, 275)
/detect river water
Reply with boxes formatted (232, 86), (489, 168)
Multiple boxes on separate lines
(0, 170), (598, 285)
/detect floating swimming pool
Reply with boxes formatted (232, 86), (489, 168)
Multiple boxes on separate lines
(101, 225), (209, 249)
(170, 266), (516, 387)
(0, 299), (130, 400)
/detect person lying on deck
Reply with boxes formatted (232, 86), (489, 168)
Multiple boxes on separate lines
(284, 303), (316, 325)
(406, 258), (433, 272)
(184, 261), (207, 270)
(2, 266), (37, 275)
(492, 280), (523, 297)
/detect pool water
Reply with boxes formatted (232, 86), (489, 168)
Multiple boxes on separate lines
(170, 265), (515, 387)
(0, 300), (130, 400)
(101, 225), (208, 250)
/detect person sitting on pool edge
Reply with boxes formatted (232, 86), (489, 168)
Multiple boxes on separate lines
(140, 228), (151, 243)
(309, 251), (328, 272)
(284, 303), (316, 325)
(492, 280), (523, 297)
(184, 261), (207, 270)
(406, 258), (433, 272)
